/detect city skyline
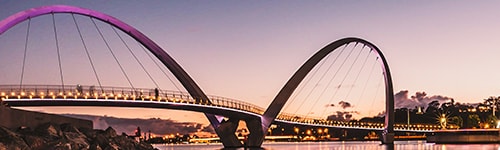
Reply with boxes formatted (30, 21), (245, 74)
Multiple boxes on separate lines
(1, 1), (500, 125)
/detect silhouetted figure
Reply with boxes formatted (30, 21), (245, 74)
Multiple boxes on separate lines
(148, 130), (151, 140)
(135, 126), (141, 137)
(154, 88), (159, 99)
(89, 86), (95, 95)
(76, 84), (83, 93)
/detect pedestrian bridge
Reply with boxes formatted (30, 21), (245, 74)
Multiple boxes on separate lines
(0, 4), (430, 148)
(0, 84), (440, 133)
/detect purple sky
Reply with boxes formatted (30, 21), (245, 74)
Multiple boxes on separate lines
(2, 1), (500, 124)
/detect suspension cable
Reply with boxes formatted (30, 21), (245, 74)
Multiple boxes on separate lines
(310, 44), (365, 117)
(358, 56), (379, 105)
(313, 43), (362, 118)
(111, 26), (159, 88)
(316, 43), (360, 117)
(137, 42), (183, 92)
(293, 44), (350, 115)
(343, 45), (371, 103)
(90, 18), (135, 90)
(368, 75), (384, 116)
(52, 13), (65, 91)
(20, 18), (31, 89)
(317, 45), (368, 118)
(283, 52), (332, 112)
(72, 14), (104, 92)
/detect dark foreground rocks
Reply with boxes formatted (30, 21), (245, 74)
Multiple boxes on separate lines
(0, 123), (155, 150)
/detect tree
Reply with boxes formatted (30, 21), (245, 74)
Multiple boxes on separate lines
(467, 114), (480, 128)
(425, 100), (440, 114)
(485, 115), (497, 128)
(484, 96), (500, 116)
(449, 116), (463, 129)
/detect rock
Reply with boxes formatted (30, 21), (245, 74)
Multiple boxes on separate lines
(22, 134), (46, 149)
(16, 126), (32, 135)
(60, 123), (82, 134)
(35, 122), (62, 140)
(0, 126), (30, 150)
(63, 132), (90, 149)
(44, 140), (72, 150)
(0, 124), (155, 150)
(81, 128), (100, 139)
(110, 135), (135, 149)
(89, 143), (103, 150)
(94, 133), (111, 149)
(136, 141), (155, 150)
(104, 126), (117, 138)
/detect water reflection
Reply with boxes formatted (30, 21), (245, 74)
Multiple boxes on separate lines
(154, 141), (500, 150)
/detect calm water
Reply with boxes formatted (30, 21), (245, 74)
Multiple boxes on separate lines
(153, 141), (500, 150)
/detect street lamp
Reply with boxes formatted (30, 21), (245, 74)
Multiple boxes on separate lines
(416, 106), (424, 114)
(440, 114), (447, 129)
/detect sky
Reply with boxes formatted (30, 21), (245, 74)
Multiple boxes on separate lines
(2, 1), (500, 125)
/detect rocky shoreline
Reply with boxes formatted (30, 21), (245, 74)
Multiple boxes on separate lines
(0, 123), (155, 150)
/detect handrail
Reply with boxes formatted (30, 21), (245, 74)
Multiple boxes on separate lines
(0, 84), (440, 131)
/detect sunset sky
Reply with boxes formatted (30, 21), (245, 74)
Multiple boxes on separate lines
(2, 1), (500, 125)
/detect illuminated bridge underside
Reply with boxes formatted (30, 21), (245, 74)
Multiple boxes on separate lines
(0, 85), (440, 133)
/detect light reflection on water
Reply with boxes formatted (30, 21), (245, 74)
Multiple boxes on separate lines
(154, 141), (500, 150)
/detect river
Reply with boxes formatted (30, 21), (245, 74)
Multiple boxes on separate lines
(153, 141), (500, 150)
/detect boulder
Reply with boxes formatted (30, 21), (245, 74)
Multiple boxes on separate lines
(136, 141), (155, 150)
(0, 126), (30, 150)
(89, 142), (103, 150)
(34, 122), (62, 140)
(22, 134), (46, 149)
(111, 135), (136, 149)
(94, 133), (112, 149)
(60, 123), (82, 134)
(0, 124), (155, 150)
(63, 132), (90, 149)
(104, 127), (117, 138)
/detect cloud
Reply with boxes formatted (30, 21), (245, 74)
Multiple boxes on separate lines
(325, 104), (335, 107)
(326, 111), (359, 121)
(338, 101), (352, 109)
(376, 111), (386, 117)
(394, 90), (452, 109)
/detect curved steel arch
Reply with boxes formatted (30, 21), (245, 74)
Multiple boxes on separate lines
(262, 37), (395, 143)
(0, 5), (222, 131)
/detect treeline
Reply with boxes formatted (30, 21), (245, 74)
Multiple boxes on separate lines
(360, 96), (500, 129)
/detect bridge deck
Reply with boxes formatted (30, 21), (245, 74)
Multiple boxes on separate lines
(0, 85), (440, 132)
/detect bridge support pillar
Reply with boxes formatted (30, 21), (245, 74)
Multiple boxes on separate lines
(245, 118), (264, 148)
(215, 118), (242, 148)
(381, 130), (394, 144)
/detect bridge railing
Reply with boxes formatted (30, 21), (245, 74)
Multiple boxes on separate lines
(0, 84), (266, 114)
(0, 84), (441, 131)
(275, 111), (441, 131)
